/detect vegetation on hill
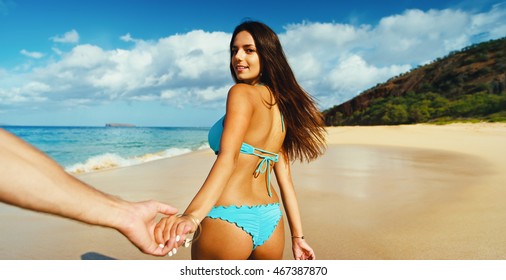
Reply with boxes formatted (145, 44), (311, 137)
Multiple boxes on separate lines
(323, 37), (506, 126)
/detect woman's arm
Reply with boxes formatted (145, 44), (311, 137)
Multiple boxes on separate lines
(274, 152), (316, 260)
(0, 129), (178, 256)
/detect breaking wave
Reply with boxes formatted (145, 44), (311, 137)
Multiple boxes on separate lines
(66, 145), (208, 174)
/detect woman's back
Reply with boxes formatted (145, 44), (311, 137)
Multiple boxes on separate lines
(214, 84), (285, 205)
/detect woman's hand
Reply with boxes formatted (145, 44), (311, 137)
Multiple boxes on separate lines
(292, 237), (316, 260)
(154, 214), (198, 256)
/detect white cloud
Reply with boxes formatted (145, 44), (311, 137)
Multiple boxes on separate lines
(471, 2), (506, 39)
(366, 9), (472, 65)
(52, 47), (63, 55)
(0, 81), (49, 104)
(50, 29), (79, 43)
(5, 30), (231, 107)
(159, 85), (229, 108)
(120, 33), (136, 42)
(129, 94), (158, 102)
(326, 55), (410, 92)
(2, 5), (506, 113)
(280, 5), (506, 108)
(62, 98), (94, 107)
(20, 49), (44, 59)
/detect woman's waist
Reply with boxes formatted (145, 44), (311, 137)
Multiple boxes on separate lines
(214, 186), (279, 207)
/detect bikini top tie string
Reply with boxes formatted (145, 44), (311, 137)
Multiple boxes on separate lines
(251, 148), (279, 197)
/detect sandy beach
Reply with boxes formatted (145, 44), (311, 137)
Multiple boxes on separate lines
(1, 123), (505, 260)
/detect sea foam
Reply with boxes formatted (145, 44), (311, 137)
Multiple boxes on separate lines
(65, 147), (194, 174)
(3, 126), (210, 174)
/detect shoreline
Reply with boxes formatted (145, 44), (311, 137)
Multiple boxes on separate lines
(0, 123), (505, 259)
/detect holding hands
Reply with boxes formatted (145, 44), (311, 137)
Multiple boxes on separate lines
(154, 213), (200, 257)
(113, 200), (179, 256)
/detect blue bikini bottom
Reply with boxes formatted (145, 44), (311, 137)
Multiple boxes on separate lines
(206, 203), (282, 249)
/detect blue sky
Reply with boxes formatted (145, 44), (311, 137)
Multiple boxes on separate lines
(1, 0), (505, 126)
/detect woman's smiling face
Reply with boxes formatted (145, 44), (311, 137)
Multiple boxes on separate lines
(231, 31), (261, 85)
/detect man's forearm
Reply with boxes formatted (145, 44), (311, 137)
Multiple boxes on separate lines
(0, 129), (123, 228)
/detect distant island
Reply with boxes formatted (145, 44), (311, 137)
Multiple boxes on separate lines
(105, 123), (136, 127)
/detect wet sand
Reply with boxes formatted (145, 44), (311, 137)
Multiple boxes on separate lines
(0, 123), (505, 259)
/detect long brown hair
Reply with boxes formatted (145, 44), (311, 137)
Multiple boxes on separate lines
(230, 20), (326, 162)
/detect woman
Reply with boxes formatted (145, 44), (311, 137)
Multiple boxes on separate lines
(155, 20), (326, 260)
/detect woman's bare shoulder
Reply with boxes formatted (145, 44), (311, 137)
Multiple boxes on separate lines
(228, 83), (258, 94)
(227, 84), (260, 104)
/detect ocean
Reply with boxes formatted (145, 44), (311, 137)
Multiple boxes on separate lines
(2, 126), (210, 173)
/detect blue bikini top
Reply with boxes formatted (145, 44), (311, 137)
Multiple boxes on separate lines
(208, 115), (284, 197)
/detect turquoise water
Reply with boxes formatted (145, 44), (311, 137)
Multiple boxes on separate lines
(2, 126), (209, 173)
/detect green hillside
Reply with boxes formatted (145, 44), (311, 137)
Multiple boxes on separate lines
(323, 37), (506, 126)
